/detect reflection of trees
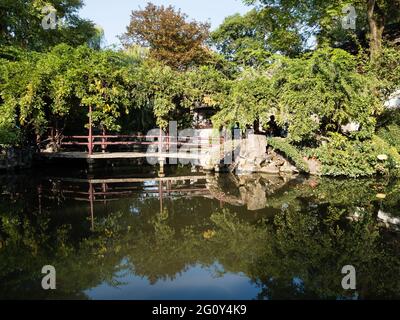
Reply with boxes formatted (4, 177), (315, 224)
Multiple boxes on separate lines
(123, 209), (268, 284)
(118, 197), (400, 299)
(252, 204), (400, 299)
(0, 207), (130, 299)
(0, 175), (400, 299)
(247, 177), (400, 299)
(264, 177), (400, 219)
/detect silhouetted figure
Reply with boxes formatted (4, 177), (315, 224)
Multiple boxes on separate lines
(253, 119), (261, 134)
(266, 115), (280, 137)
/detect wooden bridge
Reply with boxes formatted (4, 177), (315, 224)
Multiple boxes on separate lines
(39, 106), (228, 168)
(40, 132), (225, 163)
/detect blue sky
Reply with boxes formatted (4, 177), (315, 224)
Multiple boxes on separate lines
(79, 0), (250, 47)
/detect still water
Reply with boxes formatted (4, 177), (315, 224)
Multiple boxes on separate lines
(0, 164), (399, 300)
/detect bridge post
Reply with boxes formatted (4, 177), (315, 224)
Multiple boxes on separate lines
(88, 105), (93, 155)
(159, 128), (163, 154)
(101, 127), (106, 153)
(158, 158), (165, 177)
(158, 128), (166, 177)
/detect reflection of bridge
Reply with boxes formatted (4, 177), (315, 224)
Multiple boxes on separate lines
(45, 176), (212, 202)
(37, 175), (220, 230)
(35, 173), (293, 229)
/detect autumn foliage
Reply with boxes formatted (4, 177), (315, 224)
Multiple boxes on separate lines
(120, 3), (211, 70)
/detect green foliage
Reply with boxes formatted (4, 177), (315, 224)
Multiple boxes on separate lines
(243, 0), (400, 60)
(211, 66), (274, 129)
(315, 133), (400, 177)
(377, 110), (400, 147)
(274, 47), (381, 142)
(0, 0), (98, 51)
(0, 45), (173, 139)
(211, 9), (302, 66)
(267, 137), (310, 173)
(368, 46), (400, 99)
(0, 45), (137, 137)
(0, 43), (232, 142)
(0, 122), (20, 146)
(378, 124), (400, 151)
(254, 203), (399, 299)
(0, 0), (398, 181)
(213, 47), (381, 145)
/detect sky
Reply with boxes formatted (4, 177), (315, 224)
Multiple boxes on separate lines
(79, 0), (251, 47)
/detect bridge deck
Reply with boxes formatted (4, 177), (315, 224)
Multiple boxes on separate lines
(40, 151), (207, 160)
(55, 175), (208, 184)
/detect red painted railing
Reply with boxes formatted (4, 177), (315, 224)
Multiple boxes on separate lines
(60, 133), (224, 155)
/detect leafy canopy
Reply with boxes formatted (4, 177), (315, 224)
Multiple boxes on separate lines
(120, 2), (212, 70)
(211, 9), (303, 66)
(0, 0), (98, 51)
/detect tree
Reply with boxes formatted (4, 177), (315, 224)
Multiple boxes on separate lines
(243, 0), (400, 61)
(120, 2), (212, 70)
(211, 67), (274, 130)
(273, 47), (382, 143)
(1, 43), (220, 145)
(364, 0), (400, 60)
(0, 0), (98, 51)
(212, 47), (381, 141)
(211, 9), (304, 65)
(0, 44), (147, 146)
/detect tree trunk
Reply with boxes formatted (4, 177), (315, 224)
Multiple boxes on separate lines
(367, 0), (385, 62)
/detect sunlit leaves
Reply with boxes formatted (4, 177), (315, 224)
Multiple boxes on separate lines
(120, 3), (211, 70)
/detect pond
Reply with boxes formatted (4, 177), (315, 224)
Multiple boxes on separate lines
(0, 164), (399, 300)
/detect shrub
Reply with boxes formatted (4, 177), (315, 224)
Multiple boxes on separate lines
(377, 124), (400, 152)
(315, 133), (400, 178)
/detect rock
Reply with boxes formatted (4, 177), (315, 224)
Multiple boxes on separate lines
(238, 134), (267, 160)
(280, 161), (299, 173)
(235, 134), (267, 173)
(259, 164), (280, 174)
(274, 158), (285, 167)
(310, 114), (320, 124)
(229, 134), (307, 175)
(237, 164), (258, 174)
(205, 172), (298, 211)
(255, 156), (266, 166)
(384, 89), (400, 110)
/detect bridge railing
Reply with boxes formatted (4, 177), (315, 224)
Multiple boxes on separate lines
(60, 133), (224, 155)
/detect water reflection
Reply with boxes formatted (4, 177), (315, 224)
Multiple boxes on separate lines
(0, 167), (399, 300)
